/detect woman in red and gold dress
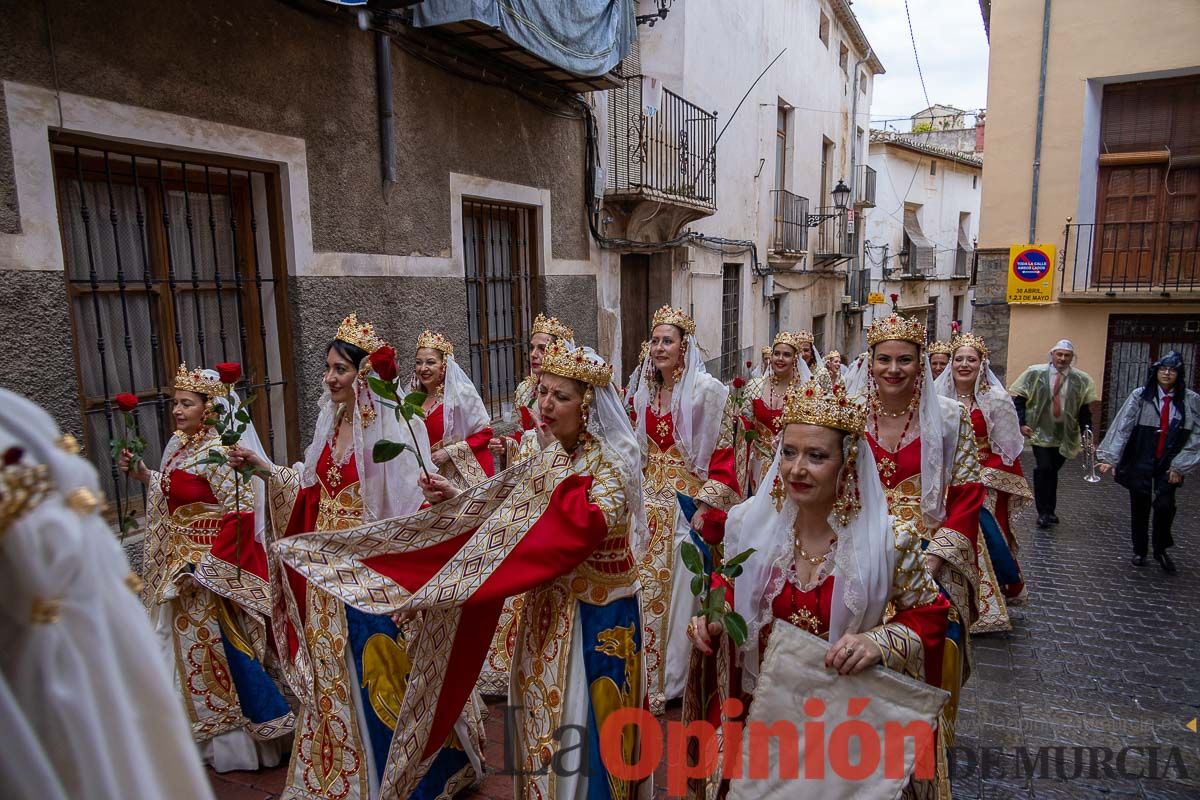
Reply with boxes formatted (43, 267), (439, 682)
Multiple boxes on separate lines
(862, 312), (985, 743)
(230, 315), (482, 800)
(741, 331), (812, 492)
(687, 377), (950, 799)
(121, 364), (293, 772)
(630, 305), (744, 712)
(413, 330), (495, 489)
(935, 332), (1031, 633)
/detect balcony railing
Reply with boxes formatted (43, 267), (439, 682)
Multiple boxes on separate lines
(857, 164), (877, 208)
(1062, 219), (1200, 296)
(954, 246), (972, 278)
(847, 267), (870, 308)
(607, 76), (717, 210)
(814, 207), (851, 256)
(770, 189), (809, 255)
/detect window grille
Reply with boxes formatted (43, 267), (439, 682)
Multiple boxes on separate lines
(720, 263), (742, 380)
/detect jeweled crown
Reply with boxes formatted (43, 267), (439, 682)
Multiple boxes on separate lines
(335, 313), (385, 354)
(540, 341), (613, 387)
(951, 332), (990, 359)
(780, 377), (866, 434)
(651, 305), (697, 336)
(531, 313), (575, 342)
(825, 350), (842, 360)
(416, 330), (454, 356)
(867, 313), (927, 348)
(926, 340), (953, 356)
(773, 331), (811, 353)
(173, 363), (229, 397)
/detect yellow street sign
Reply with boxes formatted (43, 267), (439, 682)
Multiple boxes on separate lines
(1006, 244), (1056, 303)
(867, 292), (886, 305)
(1188, 718), (1198, 733)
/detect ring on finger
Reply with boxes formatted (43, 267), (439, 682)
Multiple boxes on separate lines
(843, 645), (854, 657)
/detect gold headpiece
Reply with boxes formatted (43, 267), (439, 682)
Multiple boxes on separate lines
(416, 330), (454, 356)
(0, 462), (53, 534)
(926, 340), (953, 356)
(761, 346), (772, 359)
(772, 331), (810, 353)
(950, 332), (990, 359)
(173, 363), (229, 397)
(540, 341), (613, 387)
(780, 377), (866, 434)
(866, 313), (927, 348)
(335, 313), (385, 354)
(825, 350), (842, 360)
(651, 305), (697, 336)
(531, 313), (575, 342)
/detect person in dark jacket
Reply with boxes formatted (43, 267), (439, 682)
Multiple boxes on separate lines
(1097, 351), (1200, 573)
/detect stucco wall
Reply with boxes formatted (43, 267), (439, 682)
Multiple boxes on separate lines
(0, 269), (76, 434)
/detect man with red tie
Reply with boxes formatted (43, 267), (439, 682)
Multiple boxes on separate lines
(1098, 351), (1200, 573)
(1009, 340), (1100, 529)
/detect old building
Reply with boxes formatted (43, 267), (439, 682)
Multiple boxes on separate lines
(974, 0), (1200, 421)
(0, 0), (633, 512)
(597, 0), (883, 376)
(864, 130), (980, 341)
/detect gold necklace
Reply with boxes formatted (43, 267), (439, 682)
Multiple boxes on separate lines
(795, 535), (837, 565)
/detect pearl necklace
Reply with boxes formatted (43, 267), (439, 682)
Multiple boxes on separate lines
(795, 535), (837, 565)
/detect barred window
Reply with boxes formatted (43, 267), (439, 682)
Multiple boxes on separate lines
(720, 262), (742, 380)
(52, 138), (298, 521)
(462, 199), (539, 419)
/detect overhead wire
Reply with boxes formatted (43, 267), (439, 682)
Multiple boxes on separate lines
(903, 0), (933, 111)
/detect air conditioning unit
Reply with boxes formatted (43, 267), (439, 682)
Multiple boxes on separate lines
(840, 294), (852, 305)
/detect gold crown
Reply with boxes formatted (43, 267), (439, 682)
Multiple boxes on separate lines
(773, 331), (811, 353)
(173, 363), (229, 397)
(0, 462), (53, 534)
(926, 340), (953, 356)
(416, 330), (454, 356)
(780, 377), (866, 434)
(651, 305), (697, 336)
(950, 332), (990, 359)
(825, 350), (842, 360)
(867, 313), (927, 348)
(540, 340), (613, 387)
(531, 313), (575, 341)
(761, 346), (772, 358)
(335, 313), (385, 354)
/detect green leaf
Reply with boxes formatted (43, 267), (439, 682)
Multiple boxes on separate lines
(690, 574), (704, 597)
(723, 564), (744, 579)
(110, 439), (124, 460)
(680, 542), (704, 576)
(410, 404), (426, 419)
(743, 429), (760, 443)
(400, 403), (415, 421)
(221, 432), (241, 447)
(240, 393), (258, 408)
(724, 612), (749, 647)
(704, 586), (727, 620)
(235, 408), (251, 423)
(402, 391), (428, 408)
(724, 547), (756, 569)
(372, 439), (407, 463)
(368, 376), (399, 402)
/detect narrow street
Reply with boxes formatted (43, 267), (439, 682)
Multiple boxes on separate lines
(209, 453), (1199, 800)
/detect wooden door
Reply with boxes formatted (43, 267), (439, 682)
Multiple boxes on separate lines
(620, 253), (651, 380)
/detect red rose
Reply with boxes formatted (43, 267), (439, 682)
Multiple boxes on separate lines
(745, 360), (754, 369)
(368, 346), (399, 383)
(215, 362), (242, 384)
(114, 393), (139, 412)
(889, 293), (899, 305)
(732, 376), (746, 389)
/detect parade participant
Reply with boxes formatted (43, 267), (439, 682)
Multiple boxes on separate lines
(741, 332), (812, 492)
(1098, 351), (1200, 573)
(863, 311), (984, 742)
(276, 343), (650, 800)
(927, 340), (952, 381)
(413, 330), (495, 488)
(687, 377), (950, 798)
(229, 315), (482, 800)
(795, 329), (817, 369)
(1009, 339), (1099, 529)
(0, 388), (215, 800)
(758, 345), (772, 378)
(488, 314), (575, 467)
(631, 305), (743, 712)
(824, 349), (844, 376)
(935, 333), (1032, 632)
(119, 364), (293, 772)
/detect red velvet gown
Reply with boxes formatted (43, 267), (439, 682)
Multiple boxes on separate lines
(424, 402), (495, 487)
(969, 407), (1032, 632)
(639, 404), (742, 712)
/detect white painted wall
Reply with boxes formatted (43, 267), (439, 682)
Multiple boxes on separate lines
(864, 139), (980, 341)
(632, 0), (878, 358)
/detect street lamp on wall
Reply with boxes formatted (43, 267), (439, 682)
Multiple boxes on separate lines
(806, 178), (852, 227)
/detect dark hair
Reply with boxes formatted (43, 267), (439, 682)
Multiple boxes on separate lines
(327, 339), (369, 369)
(1141, 358), (1187, 418)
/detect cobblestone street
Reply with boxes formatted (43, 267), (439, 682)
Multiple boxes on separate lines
(210, 453), (1199, 800)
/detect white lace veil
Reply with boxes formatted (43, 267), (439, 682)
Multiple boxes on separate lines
(210, 380), (269, 543)
(933, 348), (1024, 466)
(632, 332), (730, 480)
(0, 389), (214, 799)
(302, 363), (431, 522)
(728, 431), (894, 689)
(439, 355), (491, 445)
(567, 347), (650, 561)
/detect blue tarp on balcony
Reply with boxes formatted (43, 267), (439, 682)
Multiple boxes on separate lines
(413, 0), (636, 78)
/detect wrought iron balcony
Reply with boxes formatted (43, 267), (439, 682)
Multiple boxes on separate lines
(604, 75), (717, 241)
(1062, 219), (1200, 297)
(847, 266), (870, 308)
(954, 246), (973, 278)
(770, 189), (809, 257)
(811, 207), (854, 269)
(856, 164), (877, 208)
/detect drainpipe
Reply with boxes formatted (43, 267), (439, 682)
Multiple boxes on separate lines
(1028, 0), (1052, 242)
(376, 30), (397, 185)
(848, 48), (872, 287)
